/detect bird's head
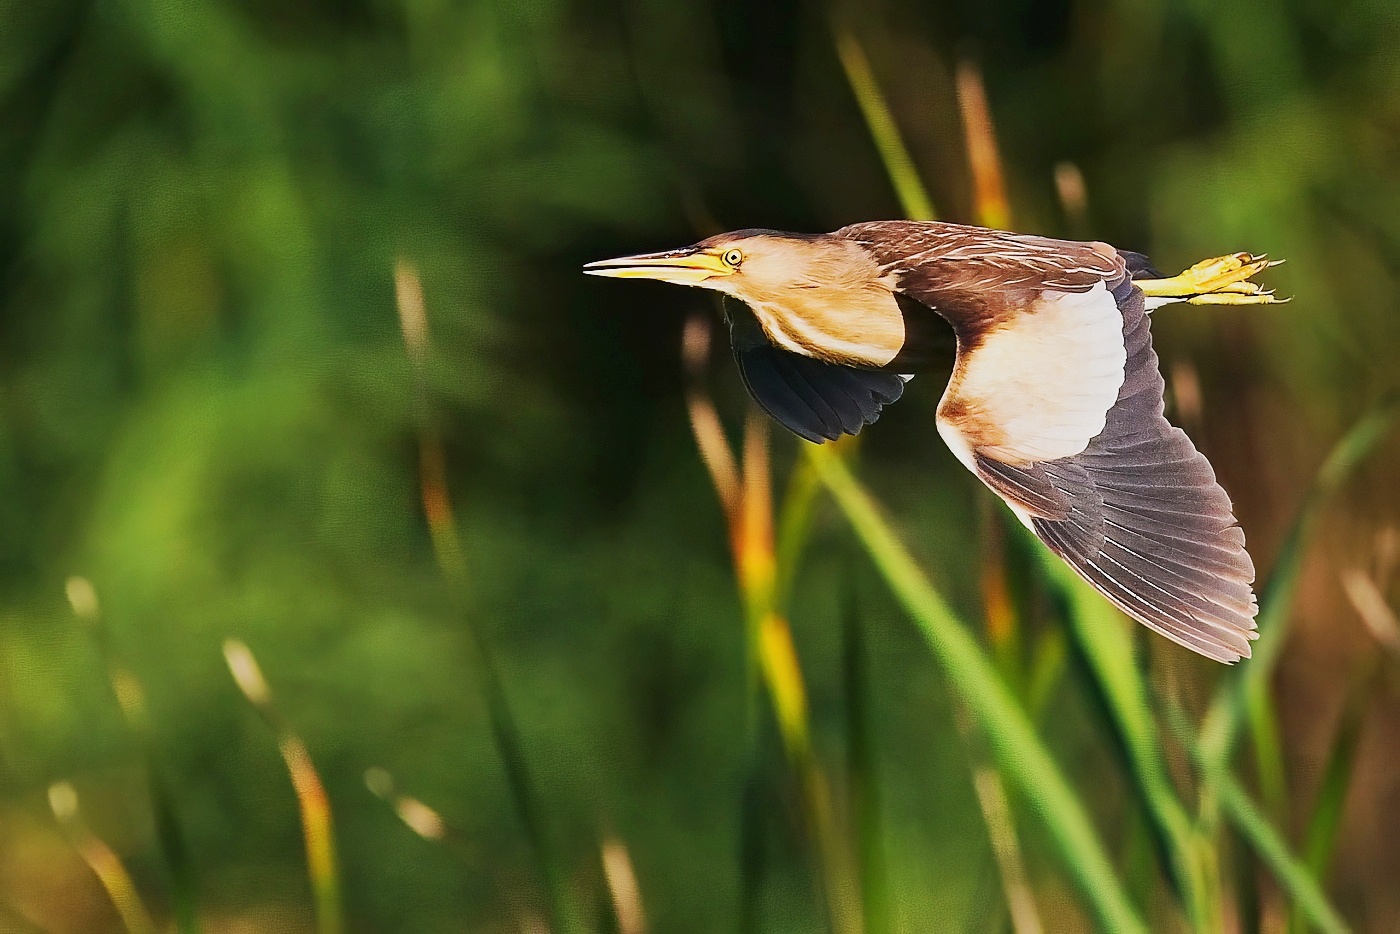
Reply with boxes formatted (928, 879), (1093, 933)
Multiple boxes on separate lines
(585, 230), (880, 306)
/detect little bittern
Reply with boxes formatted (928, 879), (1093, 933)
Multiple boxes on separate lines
(586, 221), (1284, 663)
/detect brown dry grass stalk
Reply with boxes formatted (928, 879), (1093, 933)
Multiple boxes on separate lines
(681, 314), (860, 933)
(223, 639), (343, 934)
(48, 782), (158, 934)
(600, 837), (648, 934)
(393, 256), (585, 934)
(955, 59), (1011, 230)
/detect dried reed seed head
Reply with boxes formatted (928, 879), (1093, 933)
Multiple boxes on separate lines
(364, 767), (395, 799)
(48, 782), (79, 821)
(222, 639), (272, 707)
(65, 576), (99, 621)
(394, 258), (429, 361)
(396, 798), (447, 840)
(1054, 162), (1088, 217)
(682, 313), (712, 376)
(112, 670), (146, 720)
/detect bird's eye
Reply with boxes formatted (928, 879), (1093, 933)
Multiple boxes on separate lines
(723, 249), (744, 268)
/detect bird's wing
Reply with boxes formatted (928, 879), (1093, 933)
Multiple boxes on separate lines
(934, 276), (1258, 662)
(727, 307), (907, 443)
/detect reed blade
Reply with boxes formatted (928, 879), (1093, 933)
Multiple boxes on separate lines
(808, 448), (1147, 934)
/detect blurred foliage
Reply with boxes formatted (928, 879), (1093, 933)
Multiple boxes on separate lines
(1, 0), (1399, 932)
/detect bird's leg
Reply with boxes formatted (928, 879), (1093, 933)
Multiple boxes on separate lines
(1136, 252), (1288, 305)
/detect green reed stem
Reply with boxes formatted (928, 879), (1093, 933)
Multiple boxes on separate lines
(809, 448), (1147, 934)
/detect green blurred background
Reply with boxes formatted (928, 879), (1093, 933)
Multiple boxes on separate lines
(2, 1), (1399, 931)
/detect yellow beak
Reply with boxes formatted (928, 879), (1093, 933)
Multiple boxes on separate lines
(583, 248), (733, 286)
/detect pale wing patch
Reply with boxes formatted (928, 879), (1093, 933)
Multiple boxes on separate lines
(937, 282), (1127, 466)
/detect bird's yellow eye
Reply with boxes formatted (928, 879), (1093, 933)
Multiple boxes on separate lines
(722, 248), (744, 268)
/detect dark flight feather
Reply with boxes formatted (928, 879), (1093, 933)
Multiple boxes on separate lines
(727, 307), (906, 443)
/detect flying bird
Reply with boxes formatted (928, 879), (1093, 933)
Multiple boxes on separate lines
(585, 221), (1284, 663)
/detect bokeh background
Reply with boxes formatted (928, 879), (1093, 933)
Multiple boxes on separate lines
(2, 1), (1399, 931)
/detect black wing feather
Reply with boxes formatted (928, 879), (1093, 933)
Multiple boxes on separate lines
(727, 308), (906, 443)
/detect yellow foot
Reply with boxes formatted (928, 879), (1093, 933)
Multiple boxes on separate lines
(1137, 252), (1288, 306)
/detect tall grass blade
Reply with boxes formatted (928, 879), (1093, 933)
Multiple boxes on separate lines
(1199, 394), (1399, 772)
(1248, 686), (1288, 824)
(1286, 668), (1371, 934)
(67, 578), (202, 934)
(144, 765), (200, 934)
(1218, 769), (1349, 934)
(223, 640), (344, 934)
(808, 447), (1148, 934)
(775, 452), (827, 613)
(0, 905), (45, 933)
(949, 67), (1020, 736)
(395, 259), (584, 934)
(955, 59), (1011, 230)
(481, 625), (587, 932)
(680, 319), (769, 933)
(1340, 568), (1400, 656)
(683, 324), (859, 934)
(842, 584), (890, 934)
(739, 767), (768, 934)
(1166, 705), (1351, 934)
(48, 782), (159, 934)
(682, 313), (742, 528)
(1119, 811), (1157, 917)
(1231, 823), (1263, 934)
(955, 710), (1043, 934)
(978, 503), (1020, 685)
(1036, 554), (1209, 929)
(1032, 553), (1211, 930)
(745, 418), (860, 934)
(364, 768), (452, 843)
(836, 38), (1058, 931)
(1024, 629), (1067, 722)
(832, 27), (936, 221)
(600, 837), (648, 934)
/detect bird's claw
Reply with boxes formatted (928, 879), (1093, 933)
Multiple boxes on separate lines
(1186, 291), (1291, 306)
(1138, 252), (1288, 305)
